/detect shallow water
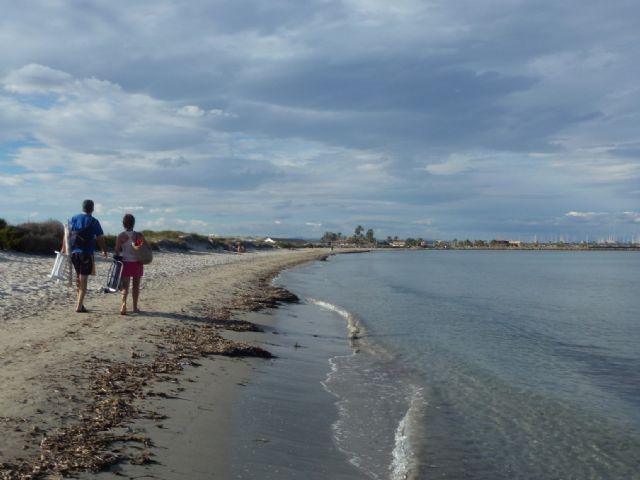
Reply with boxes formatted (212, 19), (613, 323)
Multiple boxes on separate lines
(229, 308), (366, 479)
(274, 250), (640, 480)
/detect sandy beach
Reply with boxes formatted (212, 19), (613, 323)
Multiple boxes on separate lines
(0, 248), (337, 479)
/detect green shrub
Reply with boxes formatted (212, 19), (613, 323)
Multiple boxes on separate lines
(103, 234), (117, 250)
(276, 241), (301, 249)
(0, 225), (20, 250)
(12, 220), (64, 254)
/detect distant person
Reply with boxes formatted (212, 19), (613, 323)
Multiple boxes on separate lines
(114, 213), (146, 315)
(64, 199), (108, 313)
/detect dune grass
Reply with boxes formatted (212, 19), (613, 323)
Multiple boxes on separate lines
(0, 220), (276, 254)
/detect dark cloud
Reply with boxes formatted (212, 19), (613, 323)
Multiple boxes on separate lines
(127, 157), (285, 191)
(0, 0), (638, 238)
(608, 146), (640, 159)
(248, 61), (532, 112)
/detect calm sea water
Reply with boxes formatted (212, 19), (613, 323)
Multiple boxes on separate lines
(276, 250), (640, 480)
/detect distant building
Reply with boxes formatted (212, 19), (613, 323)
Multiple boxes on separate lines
(390, 240), (406, 247)
(493, 240), (521, 247)
(265, 237), (309, 246)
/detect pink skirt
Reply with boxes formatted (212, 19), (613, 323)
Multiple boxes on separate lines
(122, 261), (144, 278)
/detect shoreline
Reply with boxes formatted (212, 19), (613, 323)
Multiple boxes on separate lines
(0, 248), (347, 479)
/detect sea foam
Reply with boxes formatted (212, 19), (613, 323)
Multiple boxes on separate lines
(309, 298), (362, 340)
(390, 386), (425, 480)
(311, 297), (424, 480)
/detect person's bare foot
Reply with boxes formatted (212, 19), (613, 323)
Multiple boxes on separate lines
(120, 304), (127, 315)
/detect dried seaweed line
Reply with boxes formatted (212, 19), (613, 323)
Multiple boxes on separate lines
(0, 260), (315, 479)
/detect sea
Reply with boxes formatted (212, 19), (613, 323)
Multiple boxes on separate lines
(231, 250), (640, 480)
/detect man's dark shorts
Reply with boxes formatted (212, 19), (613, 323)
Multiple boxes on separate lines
(71, 253), (93, 275)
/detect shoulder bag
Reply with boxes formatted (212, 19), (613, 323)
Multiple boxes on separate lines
(132, 232), (153, 265)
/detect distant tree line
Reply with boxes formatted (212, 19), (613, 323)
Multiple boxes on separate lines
(322, 225), (376, 246)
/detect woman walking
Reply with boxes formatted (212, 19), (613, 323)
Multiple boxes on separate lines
(114, 213), (146, 315)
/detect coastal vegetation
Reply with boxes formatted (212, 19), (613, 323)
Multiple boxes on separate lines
(0, 218), (63, 254)
(321, 225), (377, 246)
(0, 220), (276, 254)
(1, 218), (637, 254)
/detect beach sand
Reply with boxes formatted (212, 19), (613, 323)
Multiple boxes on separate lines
(0, 248), (339, 479)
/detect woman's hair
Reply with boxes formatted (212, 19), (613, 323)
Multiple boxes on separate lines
(122, 213), (135, 230)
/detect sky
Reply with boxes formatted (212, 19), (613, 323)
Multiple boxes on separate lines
(0, 0), (639, 242)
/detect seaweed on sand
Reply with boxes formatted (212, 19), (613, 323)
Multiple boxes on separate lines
(0, 270), (300, 479)
(0, 323), (272, 479)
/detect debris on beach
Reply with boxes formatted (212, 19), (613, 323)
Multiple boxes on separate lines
(160, 324), (273, 359)
(0, 265), (302, 479)
(201, 273), (300, 328)
(0, 323), (273, 479)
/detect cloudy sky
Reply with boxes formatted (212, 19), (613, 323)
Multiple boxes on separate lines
(0, 0), (639, 241)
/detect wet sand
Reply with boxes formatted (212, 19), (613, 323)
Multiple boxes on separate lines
(227, 307), (367, 480)
(0, 248), (339, 479)
(84, 305), (366, 480)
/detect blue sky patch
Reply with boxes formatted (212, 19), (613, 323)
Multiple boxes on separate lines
(11, 93), (59, 109)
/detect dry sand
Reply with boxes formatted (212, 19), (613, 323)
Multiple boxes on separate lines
(0, 248), (335, 479)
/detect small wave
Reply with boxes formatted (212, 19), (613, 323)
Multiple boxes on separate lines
(309, 298), (362, 340)
(310, 297), (425, 479)
(390, 386), (425, 480)
(323, 350), (427, 480)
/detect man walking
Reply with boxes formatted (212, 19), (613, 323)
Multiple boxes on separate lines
(65, 199), (108, 312)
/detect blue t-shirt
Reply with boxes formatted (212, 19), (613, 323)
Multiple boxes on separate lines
(70, 213), (104, 254)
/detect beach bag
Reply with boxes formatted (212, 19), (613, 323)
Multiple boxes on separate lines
(132, 233), (153, 265)
(70, 218), (96, 250)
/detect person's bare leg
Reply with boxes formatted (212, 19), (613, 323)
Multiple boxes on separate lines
(76, 274), (88, 312)
(120, 277), (130, 315)
(132, 277), (141, 313)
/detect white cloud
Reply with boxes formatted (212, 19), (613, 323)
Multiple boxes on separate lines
(551, 154), (640, 183)
(413, 219), (433, 225)
(107, 206), (147, 214)
(149, 207), (177, 214)
(177, 105), (205, 117)
(565, 211), (607, 218)
(425, 154), (474, 176)
(564, 211), (640, 224)
(2, 63), (73, 94)
(621, 211), (640, 222)
(142, 217), (171, 230)
(208, 109), (237, 118)
(0, 175), (24, 186)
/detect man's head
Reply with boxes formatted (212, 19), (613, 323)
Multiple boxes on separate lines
(82, 199), (94, 214)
